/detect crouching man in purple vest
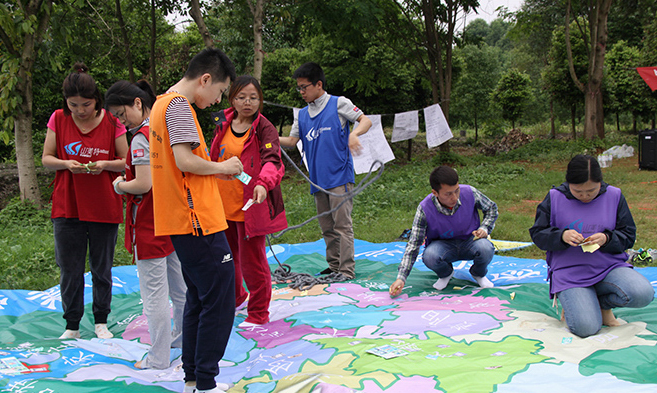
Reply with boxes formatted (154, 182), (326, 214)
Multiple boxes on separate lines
(390, 166), (498, 297)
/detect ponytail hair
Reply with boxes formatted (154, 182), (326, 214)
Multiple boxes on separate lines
(105, 79), (156, 116)
(62, 62), (103, 117)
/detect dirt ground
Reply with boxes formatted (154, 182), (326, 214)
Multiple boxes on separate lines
(0, 164), (54, 209)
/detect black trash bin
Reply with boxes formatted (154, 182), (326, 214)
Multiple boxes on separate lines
(639, 129), (657, 170)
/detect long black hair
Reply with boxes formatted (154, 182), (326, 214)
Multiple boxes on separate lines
(566, 154), (603, 184)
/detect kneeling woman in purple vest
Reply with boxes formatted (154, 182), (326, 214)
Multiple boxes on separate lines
(530, 154), (653, 338)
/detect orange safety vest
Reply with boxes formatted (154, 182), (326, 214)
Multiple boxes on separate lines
(149, 92), (227, 236)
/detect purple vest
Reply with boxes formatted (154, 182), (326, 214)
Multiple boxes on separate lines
(547, 186), (631, 295)
(420, 185), (480, 245)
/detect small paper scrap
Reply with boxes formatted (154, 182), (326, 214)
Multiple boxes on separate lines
(242, 198), (255, 211)
(581, 243), (600, 253)
(234, 172), (252, 185)
(366, 345), (409, 359)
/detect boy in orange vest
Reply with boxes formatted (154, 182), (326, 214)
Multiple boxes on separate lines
(149, 48), (242, 393)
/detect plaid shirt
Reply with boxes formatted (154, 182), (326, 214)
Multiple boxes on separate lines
(396, 185), (498, 282)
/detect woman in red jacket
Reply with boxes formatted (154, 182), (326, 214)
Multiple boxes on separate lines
(210, 75), (287, 327)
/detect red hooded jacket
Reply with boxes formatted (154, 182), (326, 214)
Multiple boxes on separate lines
(210, 108), (287, 237)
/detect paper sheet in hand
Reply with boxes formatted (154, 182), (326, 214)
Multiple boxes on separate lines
(290, 107), (310, 171)
(352, 114), (395, 174)
(392, 110), (419, 142)
(423, 103), (453, 148)
(581, 243), (600, 253)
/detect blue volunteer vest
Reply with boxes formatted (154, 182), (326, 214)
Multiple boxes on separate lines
(298, 95), (354, 194)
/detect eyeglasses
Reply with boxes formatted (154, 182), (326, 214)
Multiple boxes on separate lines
(234, 97), (260, 104)
(296, 83), (314, 92)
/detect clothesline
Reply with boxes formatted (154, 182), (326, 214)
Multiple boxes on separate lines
(265, 100), (455, 173)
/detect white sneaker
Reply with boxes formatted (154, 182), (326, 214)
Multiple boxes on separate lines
(238, 320), (263, 329)
(432, 272), (454, 290)
(183, 382), (230, 393)
(473, 276), (494, 288)
(59, 329), (80, 339)
(197, 386), (227, 393)
(183, 384), (196, 393)
(95, 323), (114, 339)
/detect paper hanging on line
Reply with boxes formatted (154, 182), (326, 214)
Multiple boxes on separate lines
(423, 103), (453, 148)
(291, 107), (310, 171)
(391, 110), (419, 142)
(352, 114), (395, 174)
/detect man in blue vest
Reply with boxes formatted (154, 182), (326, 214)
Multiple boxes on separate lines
(389, 166), (498, 296)
(280, 62), (372, 280)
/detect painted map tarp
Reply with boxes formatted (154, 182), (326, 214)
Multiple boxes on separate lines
(1, 239), (657, 393)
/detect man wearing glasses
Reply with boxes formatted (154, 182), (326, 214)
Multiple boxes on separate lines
(280, 62), (372, 280)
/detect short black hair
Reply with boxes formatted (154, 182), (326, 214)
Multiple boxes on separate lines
(566, 154), (603, 184)
(105, 80), (157, 116)
(430, 166), (459, 191)
(184, 48), (236, 84)
(62, 62), (103, 117)
(293, 62), (326, 88)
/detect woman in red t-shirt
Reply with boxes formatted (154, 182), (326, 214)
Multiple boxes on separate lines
(42, 63), (128, 340)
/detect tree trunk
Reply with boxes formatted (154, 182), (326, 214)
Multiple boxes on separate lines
(550, 99), (556, 139)
(189, 0), (213, 48)
(474, 112), (478, 144)
(633, 113), (637, 133)
(150, 0), (157, 91)
(15, 72), (42, 206)
(565, 0), (612, 140)
(4, 0), (53, 207)
(571, 104), (577, 138)
(248, 0), (264, 82)
(616, 112), (620, 132)
(115, 0), (134, 82)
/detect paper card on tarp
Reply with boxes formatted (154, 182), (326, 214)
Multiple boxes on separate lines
(636, 67), (657, 91)
(352, 114), (395, 174)
(392, 110), (419, 142)
(423, 103), (453, 148)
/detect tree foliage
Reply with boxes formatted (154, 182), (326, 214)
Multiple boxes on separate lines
(492, 68), (532, 130)
(451, 44), (502, 140)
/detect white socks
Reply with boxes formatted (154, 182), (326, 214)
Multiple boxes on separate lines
(474, 276), (494, 288)
(432, 272), (454, 290)
(184, 383), (230, 393)
(59, 329), (80, 339)
(59, 325), (114, 340)
(94, 323), (114, 339)
(432, 273), (494, 290)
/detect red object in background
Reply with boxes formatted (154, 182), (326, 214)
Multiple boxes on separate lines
(637, 67), (657, 91)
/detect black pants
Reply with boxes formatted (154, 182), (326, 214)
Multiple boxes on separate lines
(53, 218), (117, 330)
(171, 231), (235, 391)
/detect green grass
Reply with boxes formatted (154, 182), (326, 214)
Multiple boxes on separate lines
(0, 197), (133, 290)
(1, 126), (656, 290)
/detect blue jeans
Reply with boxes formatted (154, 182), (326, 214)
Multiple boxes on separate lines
(558, 267), (654, 338)
(422, 237), (495, 279)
